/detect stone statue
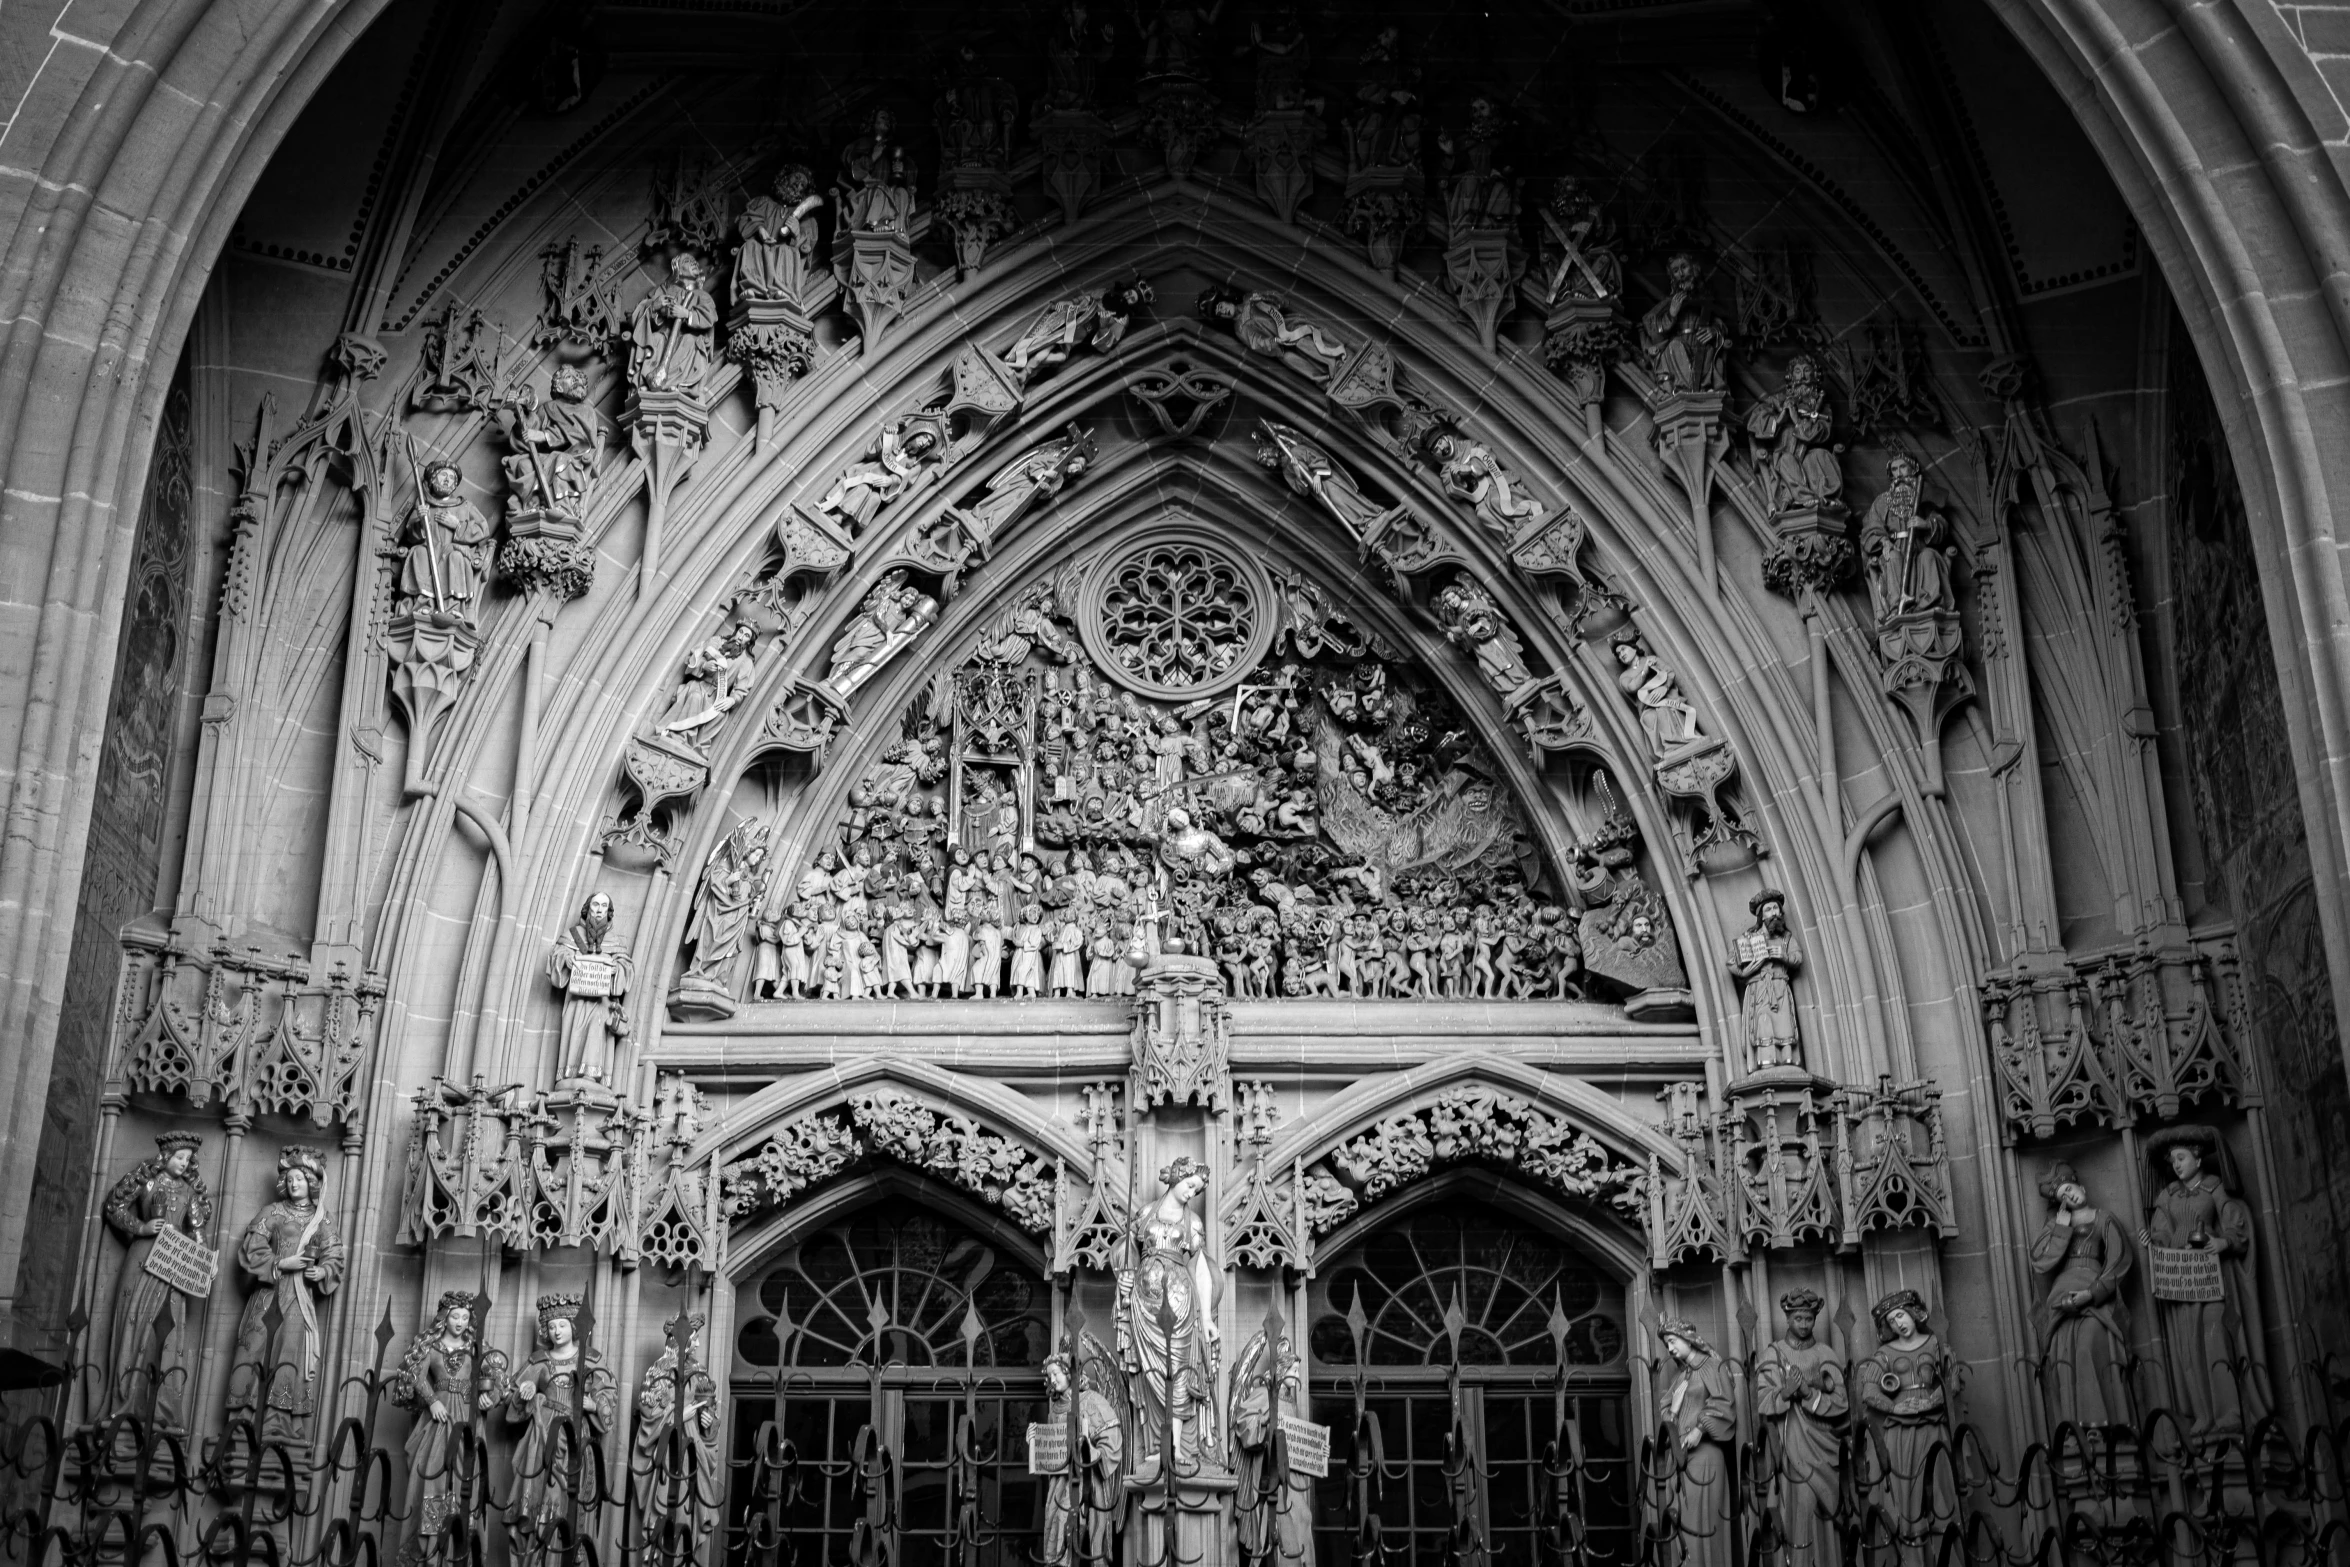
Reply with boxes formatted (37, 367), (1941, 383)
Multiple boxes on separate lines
(393, 1290), (505, 1557)
(1001, 281), (1151, 384)
(1427, 428), (1545, 536)
(1639, 250), (1729, 395)
(224, 1145), (346, 1446)
(1539, 177), (1621, 304)
(505, 1293), (616, 1555)
(1343, 25), (1422, 175)
(1856, 1289), (1949, 1566)
(1439, 94), (1516, 230)
(1232, 1319), (1315, 1567)
(1746, 352), (1843, 515)
(1859, 454), (1956, 625)
(494, 365), (605, 521)
(550, 891), (633, 1085)
(1754, 1288), (1846, 1567)
(937, 44), (1019, 171)
(102, 1131), (212, 1430)
(1040, 1346), (1125, 1567)
(1433, 576), (1535, 696)
(1254, 420), (1396, 543)
(2139, 1126), (2272, 1438)
(733, 165), (823, 303)
(682, 820), (769, 991)
(655, 623), (759, 753)
(1138, 0), (1223, 80)
(1611, 637), (1707, 759)
(825, 569), (941, 698)
(1657, 1318), (1735, 1567)
(1245, 5), (1312, 114)
(839, 109), (916, 234)
(1043, 1), (1116, 110)
(1116, 1155), (1221, 1460)
(815, 415), (949, 534)
(628, 252), (719, 396)
(2028, 1162), (2135, 1438)
(631, 1315), (722, 1567)
(1730, 888), (1803, 1074)
(396, 459), (493, 624)
(1199, 287), (1351, 384)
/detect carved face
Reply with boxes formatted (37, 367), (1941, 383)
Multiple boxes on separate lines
(2056, 1181), (2087, 1210)
(425, 463), (462, 501)
(1663, 1333), (1696, 1366)
(1785, 355), (1822, 395)
(1785, 1309), (1816, 1343)
(447, 1305), (473, 1337)
(1885, 1306), (1917, 1338)
(283, 1167), (313, 1202)
(551, 366), (589, 402)
(1046, 1359), (1071, 1396)
(1170, 1171), (1209, 1206)
(2168, 1144), (2203, 1180)
(1667, 252), (1702, 290)
(1613, 641), (1637, 666)
(164, 1146), (195, 1177)
(584, 891), (615, 926)
(1756, 898), (1785, 932)
(547, 1314), (575, 1349)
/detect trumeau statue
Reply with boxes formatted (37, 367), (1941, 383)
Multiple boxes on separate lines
(392, 1290), (504, 1556)
(1729, 887), (1803, 1075)
(1746, 352), (1844, 516)
(1117, 1155), (1221, 1459)
(839, 108), (916, 234)
(733, 165), (823, 303)
(550, 891), (634, 1086)
(2028, 1162), (2135, 1436)
(628, 252), (719, 397)
(225, 1146), (346, 1446)
(505, 1293), (616, 1555)
(396, 459), (494, 625)
(2140, 1125), (2272, 1438)
(1640, 250), (1731, 395)
(1657, 1318), (1736, 1567)
(103, 1131), (213, 1429)
(1754, 1289), (1846, 1567)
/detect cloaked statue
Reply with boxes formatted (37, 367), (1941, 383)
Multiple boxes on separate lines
(224, 1146), (347, 1447)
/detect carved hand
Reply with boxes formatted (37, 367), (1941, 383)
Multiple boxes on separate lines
(518, 1380), (539, 1402)
(279, 1258), (308, 1274)
(478, 1393), (497, 1412)
(304, 1266), (324, 1281)
(429, 1400), (449, 1422)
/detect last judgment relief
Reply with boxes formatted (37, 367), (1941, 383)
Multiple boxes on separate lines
(680, 531), (1687, 1015)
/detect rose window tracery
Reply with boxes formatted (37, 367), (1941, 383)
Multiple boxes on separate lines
(1080, 526), (1276, 700)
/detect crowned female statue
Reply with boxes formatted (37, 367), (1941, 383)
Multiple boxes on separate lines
(394, 1290), (506, 1560)
(504, 1293), (616, 1555)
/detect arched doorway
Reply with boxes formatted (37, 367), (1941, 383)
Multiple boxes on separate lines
(727, 1195), (1053, 1567)
(1305, 1201), (1634, 1567)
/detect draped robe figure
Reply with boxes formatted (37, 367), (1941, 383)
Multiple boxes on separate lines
(631, 1322), (722, 1567)
(2028, 1165), (2136, 1440)
(1856, 1292), (1951, 1567)
(2143, 1131), (2272, 1437)
(1116, 1159), (1220, 1462)
(394, 1292), (505, 1560)
(102, 1135), (212, 1430)
(225, 1148), (346, 1446)
(733, 167), (822, 302)
(1657, 1322), (1736, 1567)
(628, 255), (718, 396)
(1040, 1351), (1125, 1567)
(550, 892), (633, 1084)
(399, 464), (493, 623)
(1231, 1330), (1314, 1567)
(1754, 1293), (1847, 1567)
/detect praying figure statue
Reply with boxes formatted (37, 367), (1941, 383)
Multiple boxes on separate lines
(1639, 250), (1729, 394)
(1745, 352), (1843, 516)
(102, 1131), (213, 1431)
(225, 1146), (346, 1446)
(1730, 888), (1803, 1074)
(839, 109), (916, 234)
(1754, 1288), (1846, 1567)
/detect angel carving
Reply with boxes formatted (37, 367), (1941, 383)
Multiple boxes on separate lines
(1428, 429), (1545, 535)
(949, 425), (1097, 554)
(1002, 281), (1152, 385)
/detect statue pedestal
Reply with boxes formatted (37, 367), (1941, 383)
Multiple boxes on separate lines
(1126, 1457), (1236, 1567)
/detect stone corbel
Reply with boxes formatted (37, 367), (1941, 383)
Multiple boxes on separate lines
(935, 168), (1018, 278)
(840, 228), (920, 357)
(624, 386), (710, 588)
(726, 297), (818, 451)
(1651, 734), (1764, 878)
(1034, 109), (1110, 224)
(1343, 169), (1423, 277)
(1542, 297), (1625, 442)
(385, 612), (482, 798)
(1445, 228), (1523, 355)
(773, 501), (857, 591)
(1650, 389), (1729, 589)
(1247, 108), (1318, 223)
(602, 731), (711, 869)
(1833, 1074), (1958, 1248)
(1140, 79), (1218, 177)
